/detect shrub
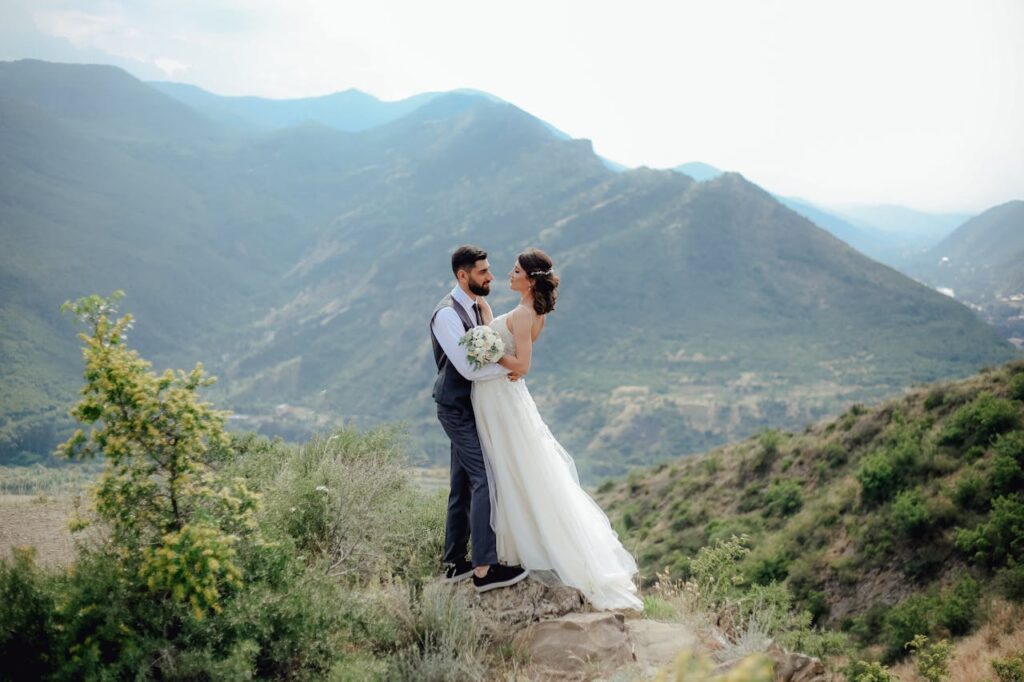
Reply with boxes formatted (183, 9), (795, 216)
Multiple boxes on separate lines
(0, 548), (56, 681)
(938, 393), (1020, 448)
(824, 442), (848, 468)
(936, 577), (980, 636)
(842, 659), (898, 682)
(890, 488), (932, 537)
(59, 292), (259, 620)
(762, 479), (803, 518)
(955, 494), (1024, 568)
(952, 472), (987, 510)
(995, 560), (1024, 601)
(883, 593), (935, 662)
(1010, 372), (1024, 401)
(993, 651), (1024, 682)
(857, 430), (922, 506)
(905, 634), (952, 682)
(388, 582), (486, 681)
(990, 454), (1024, 496)
(748, 550), (791, 585)
(256, 427), (445, 583)
(924, 388), (946, 411)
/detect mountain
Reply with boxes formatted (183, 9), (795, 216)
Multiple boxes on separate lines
(597, 358), (1024, 658)
(672, 161), (722, 181)
(910, 201), (1024, 345)
(1, 59), (1018, 478)
(148, 81), (442, 133)
(838, 204), (972, 239)
(915, 200), (1024, 298)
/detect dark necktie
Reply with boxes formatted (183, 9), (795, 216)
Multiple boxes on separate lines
(472, 302), (482, 326)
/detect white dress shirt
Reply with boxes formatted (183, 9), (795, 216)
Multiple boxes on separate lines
(431, 286), (509, 382)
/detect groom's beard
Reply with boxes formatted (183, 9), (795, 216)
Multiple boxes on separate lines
(468, 280), (490, 296)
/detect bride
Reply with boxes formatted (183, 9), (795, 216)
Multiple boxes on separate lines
(473, 247), (643, 612)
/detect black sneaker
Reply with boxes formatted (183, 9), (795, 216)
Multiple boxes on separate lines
(473, 564), (529, 593)
(444, 558), (473, 584)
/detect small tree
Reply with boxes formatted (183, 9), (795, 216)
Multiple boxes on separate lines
(59, 292), (259, 619)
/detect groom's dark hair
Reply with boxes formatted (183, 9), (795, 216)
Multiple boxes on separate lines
(451, 245), (487, 276)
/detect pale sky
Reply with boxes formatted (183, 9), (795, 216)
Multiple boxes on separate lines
(2, 0), (1022, 213)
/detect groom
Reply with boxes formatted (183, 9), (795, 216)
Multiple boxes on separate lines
(430, 245), (528, 592)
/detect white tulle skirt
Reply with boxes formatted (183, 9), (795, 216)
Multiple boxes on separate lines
(472, 376), (643, 611)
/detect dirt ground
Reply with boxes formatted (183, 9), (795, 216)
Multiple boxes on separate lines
(0, 494), (78, 566)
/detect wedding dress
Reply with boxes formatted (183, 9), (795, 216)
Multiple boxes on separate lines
(471, 311), (643, 611)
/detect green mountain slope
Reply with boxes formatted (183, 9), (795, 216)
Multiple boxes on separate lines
(1, 60), (1018, 477)
(597, 359), (1024, 658)
(915, 201), (1024, 299)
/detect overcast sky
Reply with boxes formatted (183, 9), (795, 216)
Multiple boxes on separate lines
(3, 0), (1022, 213)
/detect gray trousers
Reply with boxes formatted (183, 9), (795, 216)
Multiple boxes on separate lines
(436, 401), (498, 567)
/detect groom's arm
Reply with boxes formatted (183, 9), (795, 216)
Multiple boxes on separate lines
(431, 308), (509, 381)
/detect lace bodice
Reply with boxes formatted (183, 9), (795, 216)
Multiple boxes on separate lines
(489, 312), (516, 356)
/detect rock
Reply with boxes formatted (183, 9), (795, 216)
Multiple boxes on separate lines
(516, 612), (634, 674)
(626, 619), (700, 667)
(766, 643), (827, 682)
(452, 575), (587, 635)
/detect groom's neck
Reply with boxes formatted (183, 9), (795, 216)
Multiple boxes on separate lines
(457, 282), (478, 301)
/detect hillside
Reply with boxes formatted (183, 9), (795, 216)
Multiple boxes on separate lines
(1, 59), (1018, 478)
(912, 201), (1024, 345)
(598, 358), (1024, 660)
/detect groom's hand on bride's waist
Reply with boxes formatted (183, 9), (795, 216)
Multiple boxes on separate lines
(508, 371), (522, 382)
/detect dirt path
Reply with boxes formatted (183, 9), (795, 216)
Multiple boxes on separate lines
(0, 494), (78, 566)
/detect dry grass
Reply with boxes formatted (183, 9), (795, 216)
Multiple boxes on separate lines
(0, 494), (80, 566)
(890, 600), (1024, 682)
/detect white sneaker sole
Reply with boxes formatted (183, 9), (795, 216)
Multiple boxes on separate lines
(474, 569), (530, 593)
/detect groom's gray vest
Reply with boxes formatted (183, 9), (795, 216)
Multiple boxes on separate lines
(430, 294), (478, 407)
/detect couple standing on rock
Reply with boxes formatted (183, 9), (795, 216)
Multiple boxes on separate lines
(429, 244), (642, 611)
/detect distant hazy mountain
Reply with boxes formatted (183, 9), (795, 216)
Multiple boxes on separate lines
(1, 60), (1017, 477)
(672, 161), (722, 181)
(839, 204), (972, 236)
(919, 200), (1024, 292)
(149, 81), (442, 132)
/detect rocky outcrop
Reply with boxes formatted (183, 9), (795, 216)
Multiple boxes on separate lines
(516, 612), (635, 673)
(447, 576), (827, 680)
(765, 643), (828, 682)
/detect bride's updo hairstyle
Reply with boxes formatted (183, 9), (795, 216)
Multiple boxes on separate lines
(518, 247), (559, 315)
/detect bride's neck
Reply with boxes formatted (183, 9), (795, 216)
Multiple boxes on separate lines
(519, 292), (534, 308)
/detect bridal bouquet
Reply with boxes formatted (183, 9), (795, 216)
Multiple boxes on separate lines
(459, 325), (505, 370)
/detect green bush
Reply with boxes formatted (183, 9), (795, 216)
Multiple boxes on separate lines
(905, 634), (952, 682)
(824, 442), (848, 468)
(843, 659), (898, 681)
(762, 479), (803, 517)
(952, 472), (987, 510)
(995, 430), (1024, 463)
(955, 494), (1024, 568)
(857, 430), (922, 506)
(388, 582), (486, 681)
(890, 488), (933, 537)
(995, 560), (1024, 601)
(936, 577), (980, 636)
(0, 548), (56, 681)
(938, 393), (1020, 448)
(1009, 372), (1024, 401)
(990, 454), (1024, 496)
(993, 651), (1024, 682)
(924, 388), (946, 411)
(883, 593), (935, 662)
(235, 427), (445, 584)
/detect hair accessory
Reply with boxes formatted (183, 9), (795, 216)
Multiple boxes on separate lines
(529, 269), (552, 277)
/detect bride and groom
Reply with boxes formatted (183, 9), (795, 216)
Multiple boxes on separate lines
(429, 244), (642, 611)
